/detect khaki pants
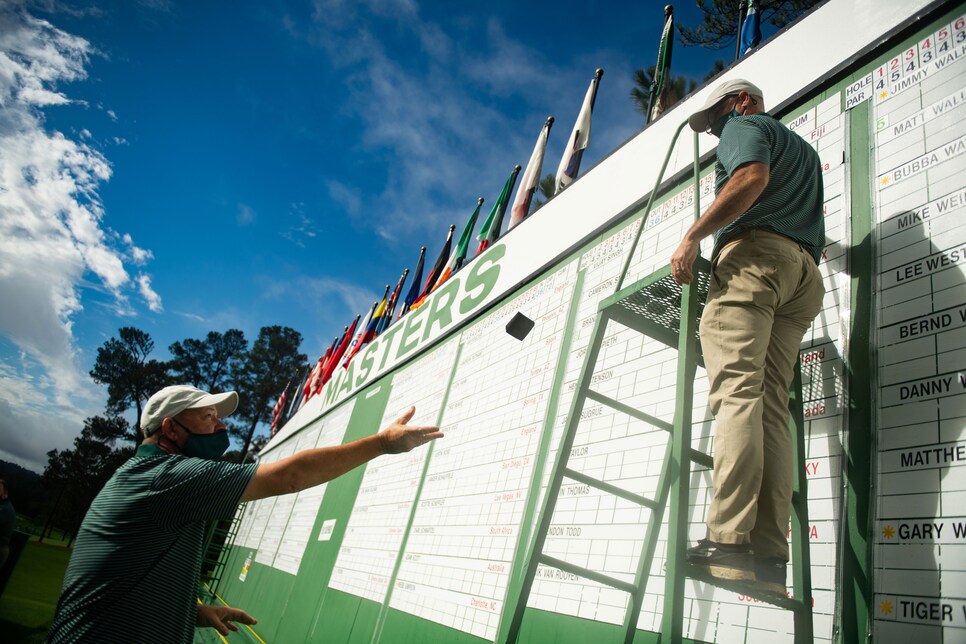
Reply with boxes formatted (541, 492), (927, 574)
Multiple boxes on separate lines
(699, 230), (825, 561)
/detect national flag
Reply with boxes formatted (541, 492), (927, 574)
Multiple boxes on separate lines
(399, 247), (426, 321)
(739, 0), (761, 56)
(271, 385), (289, 435)
(343, 300), (379, 368)
(509, 117), (553, 230)
(648, 7), (674, 123)
(315, 335), (340, 393)
(302, 358), (323, 404)
(410, 224), (455, 311)
(320, 314), (360, 386)
(380, 269), (409, 334)
(305, 351), (328, 401)
(433, 198), (483, 290)
(344, 286), (390, 366)
(476, 165), (521, 254)
(555, 69), (602, 195)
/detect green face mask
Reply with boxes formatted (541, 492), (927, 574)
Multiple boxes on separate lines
(709, 109), (740, 138)
(173, 419), (230, 460)
(184, 430), (230, 460)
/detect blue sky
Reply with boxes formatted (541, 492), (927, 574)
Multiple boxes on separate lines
(0, 0), (760, 472)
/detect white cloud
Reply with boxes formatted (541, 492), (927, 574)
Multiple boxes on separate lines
(298, 0), (641, 246)
(0, 4), (161, 469)
(279, 202), (322, 247)
(122, 232), (153, 264)
(236, 203), (256, 226)
(325, 180), (361, 216)
(136, 273), (162, 312)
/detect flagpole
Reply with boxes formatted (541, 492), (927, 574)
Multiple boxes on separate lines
(590, 67), (604, 110)
(735, 0), (748, 61)
(489, 165), (520, 248)
(399, 247), (427, 320)
(646, 5), (673, 125)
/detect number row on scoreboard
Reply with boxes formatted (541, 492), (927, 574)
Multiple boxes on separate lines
(873, 13), (966, 91)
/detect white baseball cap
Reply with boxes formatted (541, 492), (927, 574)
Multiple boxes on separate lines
(141, 385), (238, 437)
(688, 78), (764, 132)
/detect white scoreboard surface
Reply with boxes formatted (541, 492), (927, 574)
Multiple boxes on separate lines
(871, 11), (966, 641)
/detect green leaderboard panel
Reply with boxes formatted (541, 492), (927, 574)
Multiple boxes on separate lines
(207, 3), (966, 643)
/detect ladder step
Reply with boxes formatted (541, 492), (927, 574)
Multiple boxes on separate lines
(688, 448), (713, 469)
(684, 564), (808, 612)
(586, 390), (673, 432)
(539, 554), (638, 595)
(562, 468), (659, 510)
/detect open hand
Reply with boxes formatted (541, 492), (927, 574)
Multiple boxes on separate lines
(197, 603), (257, 635)
(378, 406), (443, 454)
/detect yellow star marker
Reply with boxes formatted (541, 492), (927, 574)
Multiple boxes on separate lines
(881, 600), (894, 615)
(882, 525), (895, 539)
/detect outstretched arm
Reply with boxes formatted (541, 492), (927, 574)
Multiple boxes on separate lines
(240, 406), (442, 502)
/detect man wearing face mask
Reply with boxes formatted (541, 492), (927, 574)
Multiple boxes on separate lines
(49, 385), (442, 642)
(669, 79), (825, 593)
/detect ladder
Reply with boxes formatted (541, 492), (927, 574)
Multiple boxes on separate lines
(504, 121), (814, 644)
(200, 505), (247, 597)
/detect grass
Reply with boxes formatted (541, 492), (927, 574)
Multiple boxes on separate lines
(0, 537), (72, 644)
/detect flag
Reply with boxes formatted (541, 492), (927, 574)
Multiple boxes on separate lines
(410, 225), (455, 311)
(648, 6), (674, 123)
(380, 269), (409, 334)
(399, 247), (426, 320)
(343, 300), (378, 368)
(739, 0), (761, 56)
(289, 366), (309, 414)
(302, 358), (323, 404)
(305, 351), (328, 401)
(320, 314), (360, 386)
(476, 165), (521, 254)
(509, 117), (553, 229)
(555, 69), (603, 195)
(433, 198), (483, 291)
(344, 286), (390, 366)
(315, 335), (340, 393)
(270, 385), (289, 435)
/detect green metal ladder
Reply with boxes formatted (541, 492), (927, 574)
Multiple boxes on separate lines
(200, 505), (247, 596)
(504, 121), (814, 643)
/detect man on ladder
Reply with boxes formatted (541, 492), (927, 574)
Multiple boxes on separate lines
(669, 79), (825, 593)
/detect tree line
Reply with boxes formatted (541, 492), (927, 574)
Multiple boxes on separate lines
(38, 325), (306, 543)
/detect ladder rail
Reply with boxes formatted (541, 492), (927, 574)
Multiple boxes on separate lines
(616, 119), (692, 293)
(504, 312), (615, 643)
(789, 363), (816, 642)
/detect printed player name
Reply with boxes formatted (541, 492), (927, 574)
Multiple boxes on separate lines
(889, 441), (966, 471)
(881, 185), (966, 236)
(879, 303), (966, 346)
(877, 87), (966, 144)
(877, 518), (966, 543)
(881, 243), (966, 288)
(876, 595), (966, 628)
(878, 135), (966, 189)
(880, 370), (966, 405)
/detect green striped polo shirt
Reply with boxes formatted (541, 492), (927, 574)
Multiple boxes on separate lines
(713, 112), (826, 264)
(48, 444), (257, 643)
